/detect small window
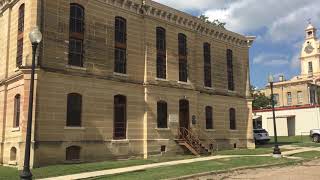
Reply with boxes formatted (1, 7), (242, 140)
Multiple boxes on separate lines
(308, 62), (313, 74)
(66, 93), (82, 127)
(297, 91), (303, 104)
(66, 146), (80, 161)
(205, 106), (213, 129)
(69, 38), (84, 67)
(16, 4), (25, 67)
(161, 145), (166, 152)
(114, 17), (127, 74)
(10, 147), (17, 161)
(68, 4), (85, 67)
(114, 95), (127, 139)
(229, 108), (236, 130)
(227, 49), (234, 91)
(156, 27), (166, 79)
(178, 33), (188, 82)
(13, 94), (21, 128)
(273, 94), (280, 106)
(204, 43), (212, 87)
(157, 101), (168, 128)
(287, 92), (292, 106)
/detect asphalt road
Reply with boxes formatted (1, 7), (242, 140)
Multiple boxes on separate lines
(189, 159), (320, 180)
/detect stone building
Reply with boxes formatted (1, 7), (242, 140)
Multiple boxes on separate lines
(0, 0), (255, 168)
(254, 23), (320, 136)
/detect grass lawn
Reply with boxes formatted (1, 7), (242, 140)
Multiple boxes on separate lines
(263, 135), (320, 148)
(0, 155), (196, 180)
(215, 147), (282, 155)
(88, 156), (297, 180)
(292, 151), (320, 160)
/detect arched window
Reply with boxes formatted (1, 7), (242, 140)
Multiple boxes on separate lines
(69, 4), (85, 67)
(66, 146), (80, 161)
(10, 147), (17, 161)
(156, 27), (166, 79)
(229, 108), (236, 130)
(227, 49), (234, 91)
(13, 94), (21, 128)
(178, 33), (187, 82)
(203, 43), (212, 87)
(205, 106), (213, 129)
(66, 93), (82, 127)
(114, 17), (127, 74)
(157, 101), (168, 128)
(16, 4), (25, 67)
(114, 95), (127, 139)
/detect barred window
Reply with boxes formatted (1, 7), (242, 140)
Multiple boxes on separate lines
(114, 95), (127, 139)
(156, 27), (166, 79)
(205, 106), (213, 129)
(69, 4), (84, 67)
(13, 94), (21, 128)
(66, 146), (80, 161)
(229, 108), (236, 130)
(204, 43), (212, 87)
(178, 33), (188, 82)
(115, 17), (127, 74)
(66, 93), (82, 127)
(157, 101), (168, 128)
(16, 4), (25, 67)
(227, 49), (234, 91)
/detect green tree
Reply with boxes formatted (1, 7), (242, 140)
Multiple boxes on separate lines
(199, 15), (226, 28)
(252, 93), (272, 110)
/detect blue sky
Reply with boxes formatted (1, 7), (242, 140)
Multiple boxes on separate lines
(154, 0), (319, 88)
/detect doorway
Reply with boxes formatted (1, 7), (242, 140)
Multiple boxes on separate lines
(287, 117), (295, 136)
(179, 99), (190, 130)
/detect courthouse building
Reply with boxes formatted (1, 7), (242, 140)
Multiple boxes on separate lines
(0, 0), (255, 168)
(254, 23), (320, 136)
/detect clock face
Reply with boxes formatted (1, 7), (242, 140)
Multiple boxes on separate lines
(305, 43), (314, 54)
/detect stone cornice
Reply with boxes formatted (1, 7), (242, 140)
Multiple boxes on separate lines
(99, 0), (252, 48)
(0, 0), (19, 15)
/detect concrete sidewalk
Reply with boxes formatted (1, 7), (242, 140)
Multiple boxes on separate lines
(39, 147), (320, 180)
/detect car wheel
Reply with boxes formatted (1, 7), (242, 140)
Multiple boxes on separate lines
(313, 134), (320, 143)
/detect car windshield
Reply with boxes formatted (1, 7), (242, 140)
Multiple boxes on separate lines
(254, 129), (267, 133)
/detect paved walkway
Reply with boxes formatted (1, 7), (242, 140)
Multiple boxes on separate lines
(40, 147), (320, 180)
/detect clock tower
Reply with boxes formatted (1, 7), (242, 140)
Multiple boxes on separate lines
(301, 23), (320, 77)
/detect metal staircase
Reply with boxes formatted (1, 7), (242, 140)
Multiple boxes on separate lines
(176, 127), (215, 156)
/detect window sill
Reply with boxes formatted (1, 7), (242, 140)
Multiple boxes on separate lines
(66, 65), (87, 71)
(227, 90), (237, 94)
(11, 127), (20, 132)
(205, 129), (216, 132)
(177, 81), (190, 85)
(228, 129), (239, 132)
(64, 126), (85, 130)
(155, 78), (169, 82)
(8, 161), (17, 165)
(155, 128), (170, 131)
(113, 72), (129, 77)
(111, 139), (130, 143)
(14, 67), (20, 72)
(204, 86), (214, 90)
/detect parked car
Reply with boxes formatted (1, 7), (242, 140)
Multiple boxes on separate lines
(310, 129), (320, 142)
(253, 129), (270, 144)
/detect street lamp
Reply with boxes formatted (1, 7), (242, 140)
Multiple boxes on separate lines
(20, 27), (42, 180)
(268, 74), (282, 158)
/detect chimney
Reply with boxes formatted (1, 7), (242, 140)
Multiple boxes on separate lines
(279, 75), (285, 82)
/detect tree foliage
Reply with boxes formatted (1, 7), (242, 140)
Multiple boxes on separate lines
(199, 15), (226, 28)
(252, 93), (272, 110)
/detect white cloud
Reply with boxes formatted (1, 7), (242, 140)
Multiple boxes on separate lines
(155, 0), (320, 43)
(253, 54), (289, 66)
